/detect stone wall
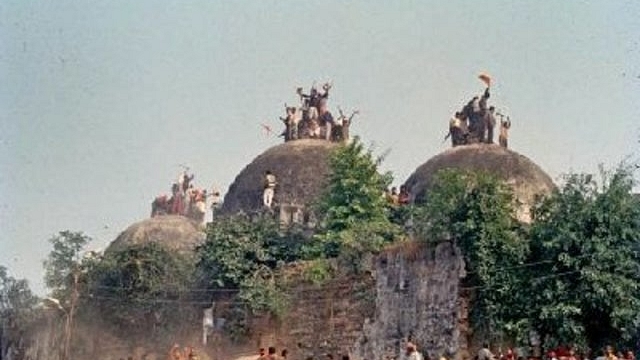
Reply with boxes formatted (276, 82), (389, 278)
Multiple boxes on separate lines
(251, 241), (468, 360)
(2, 312), (62, 360)
(352, 241), (467, 360)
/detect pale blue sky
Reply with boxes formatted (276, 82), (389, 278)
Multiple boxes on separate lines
(1, 1), (639, 294)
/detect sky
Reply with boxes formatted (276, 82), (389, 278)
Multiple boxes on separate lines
(1, 1), (639, 295)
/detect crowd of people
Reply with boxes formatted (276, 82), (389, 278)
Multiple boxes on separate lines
(248, 341), (426, 360)
(255, 346), (350, 360)
(114, 344), (200, 360)
(473, 343), (636, 360)
(279, 82), (359, 143)
(389, 341), (638, 360)
(112, 332), (635, 360)
(260, 171), (413, 211)
(167, 344), (200, 360)
(385, 185), (411, 206)
(153, 78), (515, 220)
(151, 169), (221, 223)
(445, 75), (512, 149)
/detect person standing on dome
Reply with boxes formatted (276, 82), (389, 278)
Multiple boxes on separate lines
(263, 170), (277, 209)
(183, 173), (194, 193)
(319, 102), (335, 141)
(485, 106), (496, 144)
(170, 183), (185, 215)
(310, 82), (331, 109)
(466, 96), (481, 141)
(281, 106), (301, 141)
(298, 85), (319, 115)
(475, 87), (490, 142)
(498, 115), (511, 148)
(445, 111), (468, 147)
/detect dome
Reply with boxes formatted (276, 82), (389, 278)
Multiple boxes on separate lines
(221, 139), (337, 214)
(404, 144), (555, 222)
(107, 215), (206, 254)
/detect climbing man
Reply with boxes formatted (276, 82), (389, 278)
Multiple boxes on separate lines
(263, 170), (277, 209)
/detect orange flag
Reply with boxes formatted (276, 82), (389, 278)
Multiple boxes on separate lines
(478, 73), (492, 87)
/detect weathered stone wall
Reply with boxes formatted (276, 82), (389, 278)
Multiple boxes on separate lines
(2, 312), (62, 360)
(250, 241), (468, 360)
(352, 242), (467, 360)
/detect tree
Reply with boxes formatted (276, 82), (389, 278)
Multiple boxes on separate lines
(195, 214), (299, 318)
(43, 231), (92, 300)
(414, 169), (529, 342)
(0, 266), (38, 359)
(527, 168), (640, 349)
(0, 266), (38, 316)
(196, 215), (283, 289)
(85, 242), (195, 335)
(312, 137), (400, 260)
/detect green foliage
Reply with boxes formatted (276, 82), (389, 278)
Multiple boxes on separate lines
(526, 168), (640, 349)
(85, 242), (195, 333)
(196, 214), (303, 319)
(0, 266), (38, 359)
(1, 265), (39, 326)
(301, 258), (335, 285)
(43, 230), (92, 300)
(238, 272), (289, 318)
(0, 266), (38, 315)
(416, 166), (640, 350)
(197, 215), (284, 289)
(312, 137), (401, 260)
(222, 304), (251, 342)
(414, 169), (528, 341)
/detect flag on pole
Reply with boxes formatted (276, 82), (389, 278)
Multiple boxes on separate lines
(478, 73), (492, 87)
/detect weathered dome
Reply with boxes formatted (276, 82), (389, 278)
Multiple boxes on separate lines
(221, 139), (337, 214)
(404, 144), (555, 222)
(107, 215), (205, 254)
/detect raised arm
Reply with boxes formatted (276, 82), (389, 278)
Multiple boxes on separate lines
(348, 110), (360, 122)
